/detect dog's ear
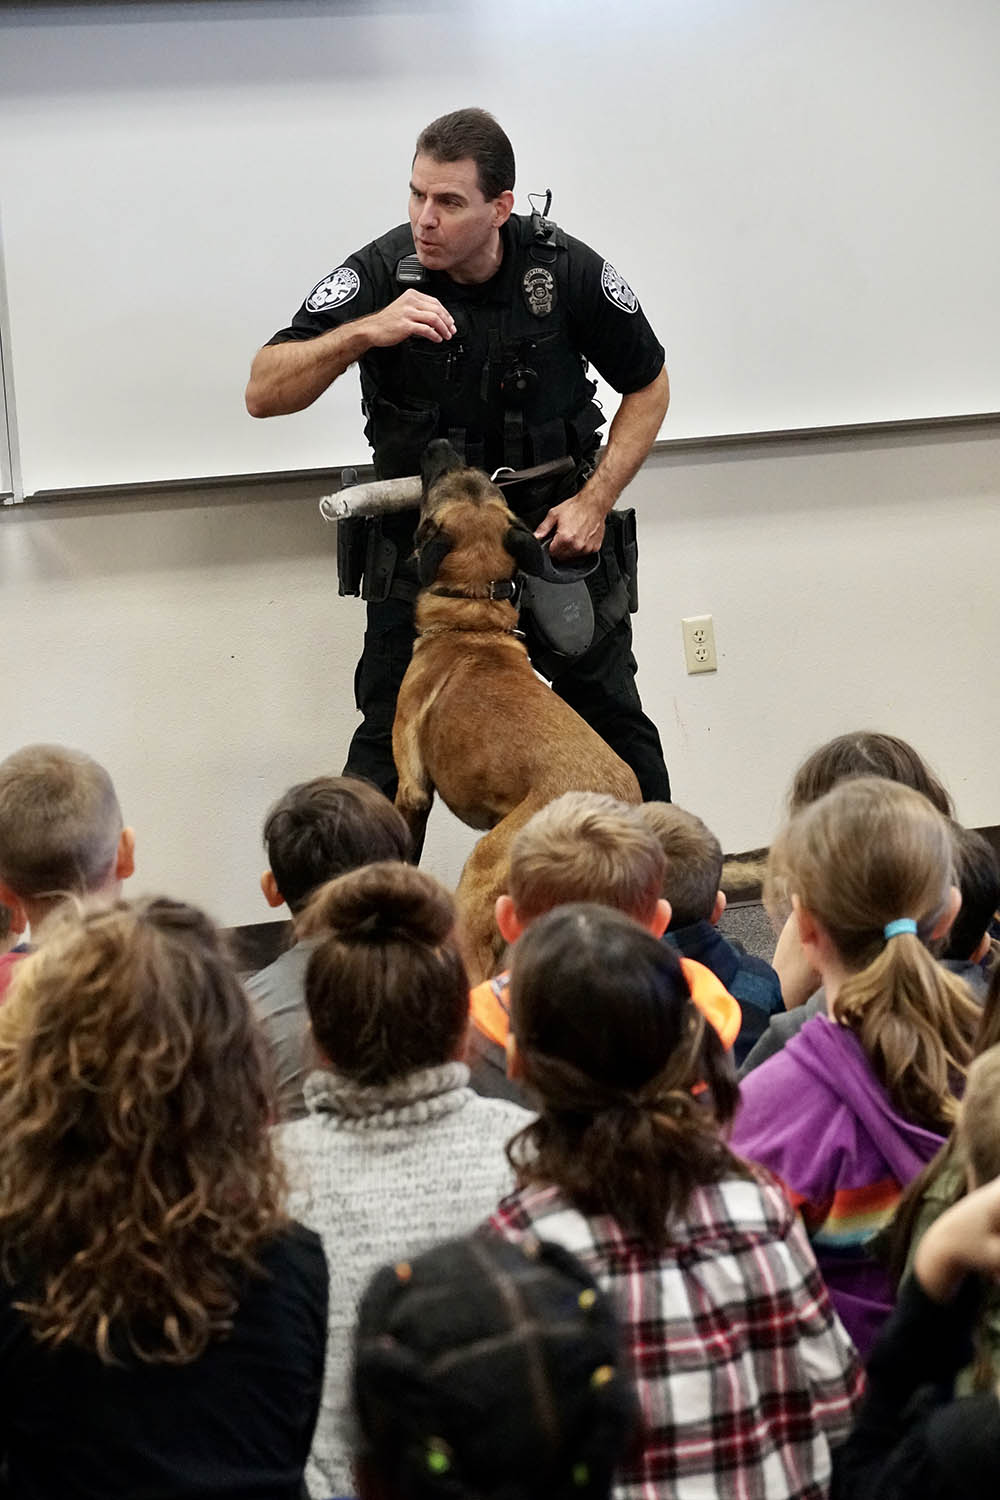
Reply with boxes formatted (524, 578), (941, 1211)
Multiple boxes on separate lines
(420, 439), (464, 499)
(503, 522), (547, 577)
(416, 521), (454, 587)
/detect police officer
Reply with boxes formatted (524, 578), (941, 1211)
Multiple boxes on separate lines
(246, 108), (671, 801)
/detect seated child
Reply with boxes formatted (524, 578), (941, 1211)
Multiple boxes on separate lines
(731, 777), (981, 1360)
(640, 801), (783, 1063)
(939, 824), (1000, 998)
(247, 774), (412, 1119)
(742, 731), (961, 1077)
(0, 743), (134, 1001)
(833, 1169), (1000, 1500)
(489, 903), (862, 1500)
(277, 861), (531, 1498)
(788, 730), (954, 819)
(0, 897), (328, 1496)
(742, 817), (996, 1080)
(880, 988), (1000, 1393)
(351, 1233), (637, 1500)
(466, 792), (741, 1103)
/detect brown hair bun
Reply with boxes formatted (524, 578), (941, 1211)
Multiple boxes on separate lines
(300, 864), (469, 1088)
(302, 862), (454, 948)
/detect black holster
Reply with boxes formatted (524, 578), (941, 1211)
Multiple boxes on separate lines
(338, 515), (419, 604)
(360, 521), (398, 603)
(336, 517), (368, 598)
(608, 507), (639, 613)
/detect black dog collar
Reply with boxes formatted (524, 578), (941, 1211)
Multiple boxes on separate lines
(429, 578), (522, 603)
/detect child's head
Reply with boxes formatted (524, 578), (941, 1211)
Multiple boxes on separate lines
(956, 1044), (1000, 1190)
(506, 904), (743, 1247)
(0, 744), (133, 926)
(769, 777), (956, 969)
(788, 730), (953, 816)
(639, 803), (724, 928)
(261, 774), (412, 916)
(768, 776), (979, 1132)
(499, 792), (668, 942)
(352, 1232), (636, 1500)
(941, 824), (1000, 965)
(0, 896), (285, 1363)
(298, 861), (468, 1087)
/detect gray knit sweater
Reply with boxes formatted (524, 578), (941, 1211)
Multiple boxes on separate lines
(277, 1061), (532, 1500)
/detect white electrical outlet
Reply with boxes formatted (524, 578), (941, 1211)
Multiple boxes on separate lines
(681, 614), (718, 674)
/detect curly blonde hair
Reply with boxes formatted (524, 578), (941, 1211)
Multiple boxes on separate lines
(0, 897), (287, 1364)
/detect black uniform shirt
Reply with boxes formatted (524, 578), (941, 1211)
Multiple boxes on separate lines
(267, 216), (664, 410)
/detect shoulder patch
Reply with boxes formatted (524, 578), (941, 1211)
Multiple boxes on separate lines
(305, 266), (361, 313)
(601, 261), (638, 314)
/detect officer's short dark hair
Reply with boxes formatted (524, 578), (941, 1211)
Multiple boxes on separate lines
(262, 775), (412, 915)
(415, 108), (515, 201)
(943, 823), (1000, 962)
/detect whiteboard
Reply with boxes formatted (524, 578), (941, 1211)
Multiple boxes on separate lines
(1, 0), (998, 495)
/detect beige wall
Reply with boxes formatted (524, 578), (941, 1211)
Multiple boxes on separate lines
(2, 421), (998, 927)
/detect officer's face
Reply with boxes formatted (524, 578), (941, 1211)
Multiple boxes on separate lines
(409, 154), (511, 284)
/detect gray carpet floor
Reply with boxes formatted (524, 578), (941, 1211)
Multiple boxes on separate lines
(717, 900), (777, 963)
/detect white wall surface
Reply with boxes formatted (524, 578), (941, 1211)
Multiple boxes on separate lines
(2, 423), (997, 928)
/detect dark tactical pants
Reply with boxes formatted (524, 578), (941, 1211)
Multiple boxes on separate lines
(343, 520), (671, 804)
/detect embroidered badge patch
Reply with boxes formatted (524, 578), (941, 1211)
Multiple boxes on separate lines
(523, 266), (556, 317)
(305, 267), (361, 313)
(601, 262), (638, 314)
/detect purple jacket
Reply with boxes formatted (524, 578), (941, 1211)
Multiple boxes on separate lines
(731, 1014), (946, 1361)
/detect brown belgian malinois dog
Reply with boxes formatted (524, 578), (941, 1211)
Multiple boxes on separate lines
(392, 440), (640, 983)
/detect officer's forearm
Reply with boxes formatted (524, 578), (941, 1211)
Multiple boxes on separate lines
(585, 366), (670, 512)
(245, 323), (374, 418)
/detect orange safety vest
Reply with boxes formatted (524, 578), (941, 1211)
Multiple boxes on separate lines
(469, 958), (741, 1055)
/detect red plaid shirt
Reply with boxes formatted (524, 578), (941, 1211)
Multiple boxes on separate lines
(488, 1175), (863, 1500)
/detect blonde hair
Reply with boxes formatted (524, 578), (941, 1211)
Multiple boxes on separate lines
(508, 793), (665, 925)
(958, 1044), (1000, 1188)
(0, 898), (287, 1364)
(0, 744), (123, 905)
(639, 803), (723, 926)
(767, 776), (978, 1133)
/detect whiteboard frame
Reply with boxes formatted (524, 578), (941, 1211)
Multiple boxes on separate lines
(0, 214), (23, 506)
(17, 409), (1000, 506)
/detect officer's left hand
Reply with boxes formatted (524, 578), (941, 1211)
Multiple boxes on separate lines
(533, 491), (608, 560)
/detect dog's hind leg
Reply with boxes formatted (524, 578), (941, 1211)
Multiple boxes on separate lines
(392, 713), (434, 862)
(453, 793), (551, 984)
(454, 826), (511, 986)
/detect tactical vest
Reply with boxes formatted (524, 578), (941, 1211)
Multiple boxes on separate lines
(357, 215), (605, 481)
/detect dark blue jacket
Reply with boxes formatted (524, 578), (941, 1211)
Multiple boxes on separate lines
(666, 919), (783, 1066)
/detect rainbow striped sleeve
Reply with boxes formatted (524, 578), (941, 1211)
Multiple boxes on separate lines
(806, 1178), (902, 1253)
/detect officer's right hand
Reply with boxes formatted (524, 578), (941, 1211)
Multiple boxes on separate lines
(362, 292), (456, 348)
